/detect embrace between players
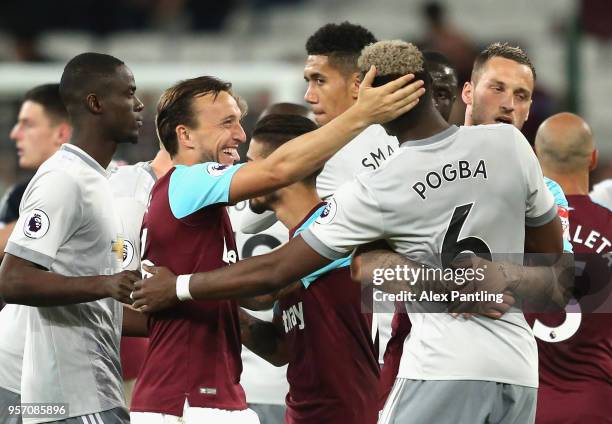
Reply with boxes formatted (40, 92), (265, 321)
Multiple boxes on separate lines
(2, 21), (602, 424)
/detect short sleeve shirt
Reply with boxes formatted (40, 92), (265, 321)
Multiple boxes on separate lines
(302, 124), (556, 388)
(5, 144), (125, 423)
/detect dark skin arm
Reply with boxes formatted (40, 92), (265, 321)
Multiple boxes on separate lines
(131, 219), (570, 315)
(240, 295), (278, 311)
(351, 240), (516, 318)
(239, 308), (288, 366)
(0, 253), (139, 306)
(239, 281), (301, 311)
(513, 216), (574, 308)
(352, 216), (573, 315)
(122, 305), (149, 337)
(132, 236), (330, 312)
(447, 217), (573, 313)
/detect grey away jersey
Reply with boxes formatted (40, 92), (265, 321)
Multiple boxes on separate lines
(5, 144), (125, 423)
(0, 162), (155, 403)
(109, 161), (157, 271)
(316, 124), (398, 199)
(0, 304), (27, 394)
(302, 124), (556, 388)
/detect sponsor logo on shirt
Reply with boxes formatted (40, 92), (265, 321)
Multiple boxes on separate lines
(206, 163), (229, 177)
(111, 236), (125, 263)
(282, 301), (305, 332)
(23, 209), (50, 239)
(315, 199), (337, 225)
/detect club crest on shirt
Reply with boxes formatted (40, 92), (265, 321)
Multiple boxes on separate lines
(558, 206), (570, 241)
(121, 239), (135, 269)
(23, 209), (50, 239)
(316, 199), (337, 225)
(206, 163), (229, 177)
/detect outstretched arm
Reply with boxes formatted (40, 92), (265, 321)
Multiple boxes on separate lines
(132, 236), (329, 312)
(228, 68), (425, 204)
(351, 217), (572, 316)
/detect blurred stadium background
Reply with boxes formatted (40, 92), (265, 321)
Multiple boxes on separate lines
(1, 0), (611, 192)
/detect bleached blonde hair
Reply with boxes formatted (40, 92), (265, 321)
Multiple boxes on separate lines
(358, 40), (424, 76)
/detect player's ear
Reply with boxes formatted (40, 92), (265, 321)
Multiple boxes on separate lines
(589, 149), (598, 171)
(86, 93), (102, 114)
(175, 125), (194, 149)
(350, 72), (361, 100)
(461, 82), (473, 106)
(56, 122), (72, 145)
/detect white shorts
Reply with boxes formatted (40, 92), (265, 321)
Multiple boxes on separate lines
(131, 399), (260, 424)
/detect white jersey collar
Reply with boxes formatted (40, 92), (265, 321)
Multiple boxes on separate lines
(60, 143), (108, 178)
(400, 125), (459, 148)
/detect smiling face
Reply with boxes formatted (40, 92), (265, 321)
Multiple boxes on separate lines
(303, 55), (357, 126)
(102, 65), (144, 144)
(186, 91), (246, 165)
(463, 56), (534, 130)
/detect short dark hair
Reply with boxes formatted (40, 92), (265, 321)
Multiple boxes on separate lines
(423, 51), (453, 70)
(59, 52), (125, 114)
(471, 42), (536, 82)
(252, 114), (320, 186)
(23, 83), (69, 124)
(306, 22), (377, 75)
(259, 102), (312, 121)
(156, 76), (246, 157)
(423, 1), (445, 26)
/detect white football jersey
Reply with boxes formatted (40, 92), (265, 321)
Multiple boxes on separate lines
(5, 144), (125, 423)
(0, 304), (27, 394)
(316, 124), (398, 199)
(108, 161), (157, 271)
(302, 124), (556, 388)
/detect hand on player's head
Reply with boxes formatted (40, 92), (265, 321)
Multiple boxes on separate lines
(355, 67), (425, 125)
